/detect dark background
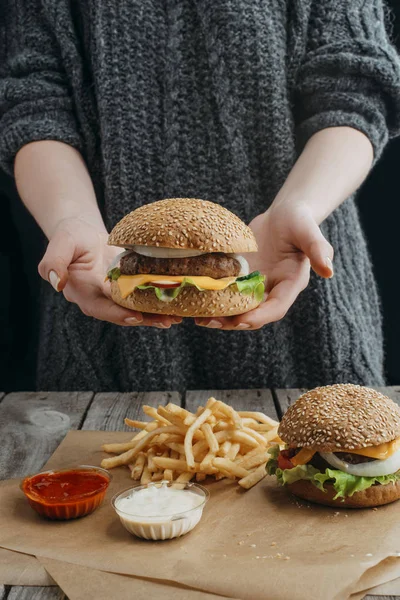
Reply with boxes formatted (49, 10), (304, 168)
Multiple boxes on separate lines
(1, 5), (399, 391)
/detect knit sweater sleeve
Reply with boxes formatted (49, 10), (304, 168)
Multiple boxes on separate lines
(294, 0), (400, 159)
(0, 0), (82, 176)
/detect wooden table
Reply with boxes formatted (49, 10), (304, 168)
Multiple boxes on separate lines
(1, 387), (399, 600)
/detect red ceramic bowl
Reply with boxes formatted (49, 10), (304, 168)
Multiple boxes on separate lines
(21, 465), (111, 520)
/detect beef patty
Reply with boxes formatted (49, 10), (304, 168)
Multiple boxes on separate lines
(120, 251), (241, 279)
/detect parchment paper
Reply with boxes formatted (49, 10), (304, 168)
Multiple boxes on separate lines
(1, 430), (399, 600)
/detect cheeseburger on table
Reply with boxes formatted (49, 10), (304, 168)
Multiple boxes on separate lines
(107, 198), (265, 317)
(267, 384), (400, 508)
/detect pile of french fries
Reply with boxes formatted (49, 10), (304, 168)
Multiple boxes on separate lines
(101, 398), (281, 489)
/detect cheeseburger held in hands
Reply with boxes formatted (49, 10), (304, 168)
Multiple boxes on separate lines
(107, 198), (265, 317)
(267, 384), (400, 508)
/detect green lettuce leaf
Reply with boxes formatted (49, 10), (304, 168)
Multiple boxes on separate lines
(235, 272), (266, 303)
(267, 455), (400, 500)
(107, 267), (121, 281)
(135, 271), (265, 302)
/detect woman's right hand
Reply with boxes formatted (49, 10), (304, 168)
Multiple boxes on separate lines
(38, 217), (181, 328)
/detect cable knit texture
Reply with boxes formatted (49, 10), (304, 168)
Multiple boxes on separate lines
(1, 0), (400, 391)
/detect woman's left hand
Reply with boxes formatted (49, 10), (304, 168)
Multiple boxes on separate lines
(195, 201), (334, 331)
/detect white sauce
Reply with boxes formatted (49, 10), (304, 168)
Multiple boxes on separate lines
(113, 481), (208, 540)
(116, 484), (202, 519)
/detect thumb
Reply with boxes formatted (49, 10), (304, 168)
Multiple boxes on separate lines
(295, 213), (334, 279)
(38, 229), (76, 291)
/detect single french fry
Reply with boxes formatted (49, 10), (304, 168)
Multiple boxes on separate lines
(238, 463), (267, 489)
(263, 427), (280, 443)
(243, 422), (274, 432)
(163, 469), (174, 481)
(151, 471), (164, 481)
(184, 408), (212, 468)
(102, 439), (138, 453)
(213, 457), (249, 479)
(231, 431), (259, 448)
(165, 442), (186, 455)
(201, 423), (219, 454)
(196, 473), (206, 482)
(157, 406), (189, 429)
(243, 427), (268, 446)
(205, 397), (218, 410)
(140, 462), (152, 484)
(214, 401), (243, 429)
(200, 452), (215, 472)
(238, 411), (278, 427)
(131, 452), (146, 480)
(176, 472), (194, 483)
(226, 442), (241, 461)
(153, 457), (200, 472)
(217, 441), (232, 457)
(142, 405), (171, 425)
(236, 450), (270, 471)
(130, 429), (149, 442)
(165, 404), (195, 425)
(147, 448), (156, 472)
(101, 425), (181, 469)
(124, 419), (149, 430)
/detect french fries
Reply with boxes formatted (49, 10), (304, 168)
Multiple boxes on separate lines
(101, 399), (280, 489)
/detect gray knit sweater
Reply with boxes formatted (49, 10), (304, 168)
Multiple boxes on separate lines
(1, 1), (400, 392)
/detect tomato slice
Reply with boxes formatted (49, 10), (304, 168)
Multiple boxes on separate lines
(277, 450), (294, 471)
(153, 282), (181, 289)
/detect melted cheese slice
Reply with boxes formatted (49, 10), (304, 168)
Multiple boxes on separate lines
(117, 274), (236, 300)
(291, 437), (400, 465)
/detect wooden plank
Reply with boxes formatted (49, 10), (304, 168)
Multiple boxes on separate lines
(0, 392), (94, 480)
(7, 588), (66, 600)
(0, 393), (4, 403)
(81, 391), (182, 430)
(364, 596), (399, 600)
(274, 386), (400, 418)
(185, 389), (279, 421)
(273, 388), (305, 417)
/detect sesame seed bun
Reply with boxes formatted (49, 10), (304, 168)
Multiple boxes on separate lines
(278, 384), (400, 453)
(287, 479), (400, 508)
(108, 198), (258, 253)
(110, 279), (261, 317)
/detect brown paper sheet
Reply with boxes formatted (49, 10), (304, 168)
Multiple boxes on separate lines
(39, 557), (233, 600)
(0, 547), (54, 585)
(1, 430), (400, 600)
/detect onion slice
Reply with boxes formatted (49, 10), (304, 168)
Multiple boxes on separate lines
(128, 245), (205, 259)
(320, 448), (400, 478)
(107, 249), (133, 272)
(228, 254), (249, 276)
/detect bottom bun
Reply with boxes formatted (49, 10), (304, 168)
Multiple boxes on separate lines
(287, 480), (400, 508)
(111, 280), (261, 317)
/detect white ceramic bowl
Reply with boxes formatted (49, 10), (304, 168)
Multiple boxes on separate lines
(111, 481), (210, 540)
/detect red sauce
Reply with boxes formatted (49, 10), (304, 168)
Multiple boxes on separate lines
(24, 470), (109, 503)
(21, 468), (111, 520)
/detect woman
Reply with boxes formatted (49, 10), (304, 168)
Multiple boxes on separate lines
(1, 1), (399, 392)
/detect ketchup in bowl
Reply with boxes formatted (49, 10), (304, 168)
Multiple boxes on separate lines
(21, 466), (111, 520)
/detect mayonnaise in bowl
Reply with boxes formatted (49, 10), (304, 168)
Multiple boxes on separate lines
(112, 481), (209, 540)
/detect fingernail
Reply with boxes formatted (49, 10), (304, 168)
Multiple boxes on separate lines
(124, 316), (143, 325)
(172, 317), (182, 324)
(205, 320), (222, 329)
(235, 323), (251, 330)
(325, 257), (334, 277)
(153, 322), (169, 329)
(49, 270), (60, 292)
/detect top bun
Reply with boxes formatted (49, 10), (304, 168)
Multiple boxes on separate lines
(278, 384), (400, 453)
(108, 198), (258, 253)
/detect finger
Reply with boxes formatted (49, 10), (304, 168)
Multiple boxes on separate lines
(294, 213), (334, 278)
(204, 273), (308, 331)
(38, 230), (76, 291)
